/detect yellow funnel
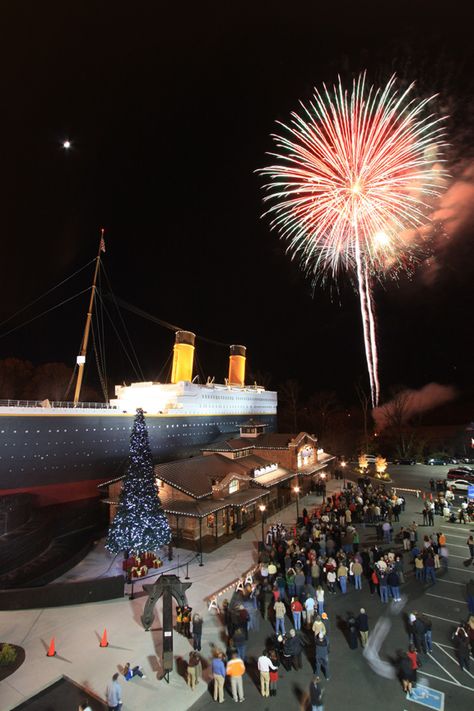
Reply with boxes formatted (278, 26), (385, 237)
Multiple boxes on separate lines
(171, 331), (195, 383)
(228, 345), (246, 386)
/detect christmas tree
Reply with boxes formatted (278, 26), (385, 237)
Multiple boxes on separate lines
(106, 408), (172, 554)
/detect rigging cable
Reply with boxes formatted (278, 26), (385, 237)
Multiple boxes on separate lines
(0, 288), (92, 340)
(0, 258), (95, 330)
(95, 291), (144, 382)
(99, 263), (145, 381)
(107, 294), (231, 348)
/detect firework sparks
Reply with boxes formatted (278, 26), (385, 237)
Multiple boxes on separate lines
(260, 73), (447, 406)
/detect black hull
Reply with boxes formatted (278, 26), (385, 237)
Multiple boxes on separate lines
(0, 412), (277, 493)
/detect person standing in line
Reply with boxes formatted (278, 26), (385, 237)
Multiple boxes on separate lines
(226, 650), (246, 703)
(356, 608), (369, 648)
(305, 594), (316, 628)
(232, 627), (247, 663)
(192, 613), (203, 651)
(291, 596), (303, 630)
(268, 648), (280, 696)
(106, 673), (122, 711)
(316, 585), (325, 614)
(309, 675), (324, 711)
(211, 651), (226, 703)
(337, 562), (348, 594)
(467, 534), (474, 560)
(378, 570), (389, 603)
(352, 559), (363, 590)
(257, 650), (278, 697)
(274, 598), (286, 636)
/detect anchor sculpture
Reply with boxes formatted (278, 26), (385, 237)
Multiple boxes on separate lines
(141, 574), (192, 682)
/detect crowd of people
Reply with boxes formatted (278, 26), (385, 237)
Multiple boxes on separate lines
(103, 477), (474, 710)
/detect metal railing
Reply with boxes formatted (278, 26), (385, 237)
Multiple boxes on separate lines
(0, 399), (117, 410)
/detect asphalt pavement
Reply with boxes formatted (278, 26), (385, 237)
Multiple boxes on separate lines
(188, 469), (474, 711)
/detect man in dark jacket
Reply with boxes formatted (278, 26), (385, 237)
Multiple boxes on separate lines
(314, 632), (330, 679)
(413, 615), (427, 654)
(288, 628), (306, 669)
(309, 675), (324, 710)
(356, 608), (369, 648)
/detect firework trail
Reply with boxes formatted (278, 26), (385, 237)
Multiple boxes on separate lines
(260, 74), (446, 406)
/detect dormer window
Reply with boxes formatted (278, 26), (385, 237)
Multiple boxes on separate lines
(229, 479), (239, 494)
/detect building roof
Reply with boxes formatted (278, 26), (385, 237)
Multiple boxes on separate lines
(162, 487), (268, 518)
(202, 431), (318, 452)
(154, 453), (251, 499)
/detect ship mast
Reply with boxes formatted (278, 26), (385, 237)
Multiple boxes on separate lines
(73, 230), (105, 404)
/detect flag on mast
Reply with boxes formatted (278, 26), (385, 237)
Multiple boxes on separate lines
(100, 228), (106, 253)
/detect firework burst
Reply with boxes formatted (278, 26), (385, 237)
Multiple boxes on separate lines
(260, 73), (447, 406)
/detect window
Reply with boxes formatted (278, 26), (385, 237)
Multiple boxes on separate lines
(229, 479), (239, 494)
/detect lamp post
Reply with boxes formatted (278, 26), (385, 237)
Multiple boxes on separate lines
(258, 503), (266, 545)
(341, 461), (347, 489)
(293, 485), (300, 523)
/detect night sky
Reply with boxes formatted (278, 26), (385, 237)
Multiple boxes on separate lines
(1, 2), (474, 413)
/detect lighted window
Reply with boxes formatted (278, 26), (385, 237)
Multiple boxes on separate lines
(229, 479), (239, 494)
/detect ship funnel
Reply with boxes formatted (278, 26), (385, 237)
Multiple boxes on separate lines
(228, 345), (246, 386)
(171, 330), (195, 383)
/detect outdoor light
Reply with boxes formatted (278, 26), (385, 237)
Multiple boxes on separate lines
(341, 461), (347, 468)
(320, 472), (326, 479)
(63, 140), (71, 149)
(259, 504), (266, 512)
(293, 486), (300, 494)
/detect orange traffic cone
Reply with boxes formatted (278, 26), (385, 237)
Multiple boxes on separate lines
(46, 637), (56, 657)
(429, 493), (433, 501)
(422, 492), (426, 500)
(99, 628), (109, 648)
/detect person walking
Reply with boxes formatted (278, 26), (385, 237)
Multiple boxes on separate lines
(106, 673), (122, 711)
(347, 615), (358, 649)
(421, 613), (433, 653)
(257, 650), (277, 697)
(226, 651), (246, 703)
(453, 623), (470, 671)
(274, 599), (286, 636)
(211, 651), (226, 703)
(356, 608), (369, 648)
(467, 534), (474, 560)
(400, 649), (417, 695)
(192, 613), (203, 651)
(309, 675), (324, 711)
(314, 632), (330, 680)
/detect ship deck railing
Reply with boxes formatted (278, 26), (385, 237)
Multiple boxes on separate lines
(0, 399), (118, 410)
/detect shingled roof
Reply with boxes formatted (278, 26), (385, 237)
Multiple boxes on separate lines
(154, 452), (251, 499)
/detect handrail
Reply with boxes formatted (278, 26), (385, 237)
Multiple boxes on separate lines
(0, 399), (117, 410)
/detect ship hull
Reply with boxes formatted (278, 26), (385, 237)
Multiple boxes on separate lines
(0, 411), (277, 504)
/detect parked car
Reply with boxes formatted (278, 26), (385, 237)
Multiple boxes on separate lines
(395, 458), (416, 465)
(447, 467), (474, 480)
(425, 457), (449, 466)
(447, 478), (471, 492)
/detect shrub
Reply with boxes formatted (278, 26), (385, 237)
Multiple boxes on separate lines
(0, 643), (17, 665)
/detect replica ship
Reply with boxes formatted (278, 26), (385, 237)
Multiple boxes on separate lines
(0, 243), (277, 504)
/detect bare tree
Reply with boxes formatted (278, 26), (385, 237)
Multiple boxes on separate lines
(279, 379), (300, 433)
(376, 387), (418, 458)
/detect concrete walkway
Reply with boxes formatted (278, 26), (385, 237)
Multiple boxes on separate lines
(0, 480), (343, 711)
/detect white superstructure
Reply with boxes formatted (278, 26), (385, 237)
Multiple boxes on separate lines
(111, 380), (278, 416)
